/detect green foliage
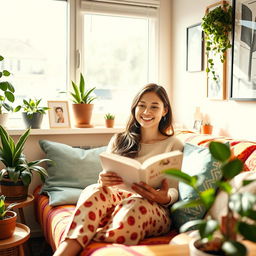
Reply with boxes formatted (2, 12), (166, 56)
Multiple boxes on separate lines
(0, 55), (19, 114)
(21, 98), (50, 118)
(202, 4), (232, 81)
(70, 73), (96, 104)
(0, 126), (50, 186)
(0, 195), (17, 220)
(165, 141), (256, 256)
(104, 113), (115, 120)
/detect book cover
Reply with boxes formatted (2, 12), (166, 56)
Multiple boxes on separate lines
(99, 150), (183, 189)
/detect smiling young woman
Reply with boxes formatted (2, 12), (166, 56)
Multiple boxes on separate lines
(53, 83), (183, 256)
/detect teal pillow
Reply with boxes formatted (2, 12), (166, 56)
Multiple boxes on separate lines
(171, 143), (222, 229)
(39, 140), (107, 206)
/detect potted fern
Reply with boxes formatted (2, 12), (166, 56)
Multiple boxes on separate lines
(21, 98), (50, 129)
(104, 113), (115, 128)
(0, 126), (50, 201)
(70, 73), (96, 128)
(165, 142), (256, 256)
(0, 195), (18, 239)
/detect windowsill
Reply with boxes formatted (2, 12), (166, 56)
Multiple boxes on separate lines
(7, 127), (125, 136)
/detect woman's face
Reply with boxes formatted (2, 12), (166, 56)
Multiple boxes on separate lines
(135, 92), (167, 130)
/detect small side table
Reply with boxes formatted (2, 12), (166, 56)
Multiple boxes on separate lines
(6, 194), (34, 225)
(0, 223), (30, 256)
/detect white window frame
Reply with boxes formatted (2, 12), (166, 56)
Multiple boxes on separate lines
(68, 0), (160, 125)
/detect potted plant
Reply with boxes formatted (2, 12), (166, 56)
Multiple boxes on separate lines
(0, 55), (20, 127)
(202, 2), (232, 81)
(21, 98), (50, 129)
(104, 113), (115, 128)
(0, 125), (50, 201)
(70, 73), (96, 128)
(201, 122), (213, 135)
(0, 195), (18, 239)
(165, 142), (256, 256)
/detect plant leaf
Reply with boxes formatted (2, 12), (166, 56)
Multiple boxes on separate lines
(237, 222), (256, 242)
(79, 73), (85, 97)
(180, 219), (206, 233)
(164, 169), (194, 186)
(222, 159), (243, 180)
(199, 219), (218, 239)
(171, 198), (203, 212)
(209, 141), (230, 162)
(4, 91), (15, 102)
(222, 241), (247, 256)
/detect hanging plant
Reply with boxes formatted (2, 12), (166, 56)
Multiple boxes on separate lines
(202, 2), (232, 80)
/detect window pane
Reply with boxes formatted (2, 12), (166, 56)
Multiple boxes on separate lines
(83, 14), (156, 124)
(0, 0), (68, 111)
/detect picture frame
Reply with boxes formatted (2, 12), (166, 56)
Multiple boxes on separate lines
(193, 120), (203, 133)
(230, 0), (256, 100)
(205, 1), (227, 100)
(47, 101), (71, 128)
(186, 23), (204, 72)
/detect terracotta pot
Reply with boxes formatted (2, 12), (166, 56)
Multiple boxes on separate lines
(72, 104), (94, 128)
(201, 125), (213, 135)
(0, 178), (28, 202)
(0, 211), (17, 239)
(105, 119), (114, 128)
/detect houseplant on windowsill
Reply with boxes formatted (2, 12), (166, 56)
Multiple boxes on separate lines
(201, 122), (213, 135)
(70, 73), (96, 128)
(0, 55), (20, 127)
(0, 125), (50, 202)
(104, 113), (115, 128)
(0, 195), (18, 239)
(165, 142), (256, 256)
(21, 98), (50, 129)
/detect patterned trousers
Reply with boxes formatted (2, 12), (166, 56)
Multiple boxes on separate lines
(63, 184), (171, 247)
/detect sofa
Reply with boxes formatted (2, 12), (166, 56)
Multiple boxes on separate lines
(33, 130), (256, 255)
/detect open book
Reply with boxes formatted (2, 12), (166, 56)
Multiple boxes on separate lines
(99, 150), (183, 189)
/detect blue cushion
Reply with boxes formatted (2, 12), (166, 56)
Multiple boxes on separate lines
(171, 143), (222, 229)
(39, 140), (107, 206)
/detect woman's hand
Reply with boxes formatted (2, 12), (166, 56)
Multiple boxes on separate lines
(131, 178), (170, 205)
(98, 171), (123, 187)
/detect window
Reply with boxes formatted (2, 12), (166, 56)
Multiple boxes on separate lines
(80, 1), (159, 125)
(0, 0), (68, 126)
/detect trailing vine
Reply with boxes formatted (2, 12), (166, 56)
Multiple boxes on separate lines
(202, 3), (232, 80)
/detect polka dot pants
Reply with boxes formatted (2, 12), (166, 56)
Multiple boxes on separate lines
(63, 184), (171, 248)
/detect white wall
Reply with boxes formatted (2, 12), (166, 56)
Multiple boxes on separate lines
(171, 0), (256, 140)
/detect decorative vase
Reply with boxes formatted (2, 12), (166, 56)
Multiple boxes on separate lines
(0, 178), (28, 202)
(201, 125), (213, 135)
(105, 119), (114, 128)
(22, 112), (43, 129)
(72, 104), (94, 128)
(0, 211), (17, 240)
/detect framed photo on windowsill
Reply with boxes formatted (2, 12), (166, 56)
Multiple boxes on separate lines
(230, 0), (256, 100)
(48, 101), (71, 128)
(186, 23), (204, 72)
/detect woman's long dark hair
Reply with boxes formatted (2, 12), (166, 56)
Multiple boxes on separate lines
(111, 83), (174, 158)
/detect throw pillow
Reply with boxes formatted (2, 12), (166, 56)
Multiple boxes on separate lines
(207, 171), (256, 222)
(171, 142), (223, 229)
(39, 140), (107, 206)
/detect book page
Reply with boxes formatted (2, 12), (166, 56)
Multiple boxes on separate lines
(141, 151), (183, 188)
(100, 152), (142, 186)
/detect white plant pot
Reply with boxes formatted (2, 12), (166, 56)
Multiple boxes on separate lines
(0, 113), (8, 128)
(189, 239), (220, 256)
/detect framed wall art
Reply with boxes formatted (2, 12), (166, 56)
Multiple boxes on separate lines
(48, 101), (71, 128)
(230, 0), (256, 100)
(186, 23), (204, 72)
(205, 1), (228, 100)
